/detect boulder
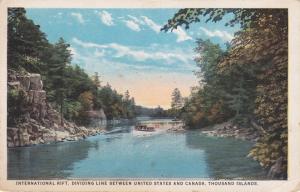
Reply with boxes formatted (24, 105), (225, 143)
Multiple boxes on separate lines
(8, 81), (21, 89)
(8, 69), (17, 81)
(7, 71), (107, 147)
(268, 157), (285, 179)
(39, 138), (45, 144)
(7, 127), (19, 147)
(29, 73), (43, 90)
(17, 74), (31, 91)
(56, 131), (70, 141)
(27, 90), (46, 104)
(42, 130), (57, 143)
(19, 131), (30, 146)
(85, 109), (107, 128)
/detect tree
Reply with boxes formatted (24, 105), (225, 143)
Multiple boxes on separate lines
(124, 90), (130, 101)
(7, 8), (138, 128)
(8, 8), (49, 72)
(78, 91), (94, 110)
(93, 72), (101, 88)
(122, 90), (136, 118)
(180, 39), (233, 127)
(162, 8), (288, 178)
(171, 88), (183, 109)
(46, 38), (71, 126)
(171, 88), (183, 117)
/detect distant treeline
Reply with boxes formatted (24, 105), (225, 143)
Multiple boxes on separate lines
(7, 8), (136, 126)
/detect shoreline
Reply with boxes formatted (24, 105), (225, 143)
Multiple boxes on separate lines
(8, 119), (257, 148)
(195, 121), (261, 142)
(7, 126), (107, 148)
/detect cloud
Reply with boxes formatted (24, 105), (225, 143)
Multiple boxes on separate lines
(124, 20), (141, 32)
(200, 27), (234, 41)
(70, 12), (84, 24)
(109, 43), (148, 60)
(67, 48), (198, 109)
(141, 16), (161, 33)
(72, 37), (107, 48)
(94, 49), (105, 57)
(122, 15), (191, 43)
(127, 15), (144, 25)
(98, 10), (114, 26)
(71, 38), (195, 69)
(172, 27), (193, 42)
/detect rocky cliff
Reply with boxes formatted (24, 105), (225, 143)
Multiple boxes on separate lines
(7, 70), (105, 147)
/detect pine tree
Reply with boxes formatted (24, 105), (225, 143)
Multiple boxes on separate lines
(47, 38), (71, 126)
(8, 8), (49, 72)
(171, 88), (183, 117)
(93, 72), (101, 88)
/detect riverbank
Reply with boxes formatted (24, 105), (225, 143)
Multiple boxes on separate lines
(198, 120), (261, 142)
(7, 71), (107, 147)
(8, 126), (267, 179)
(7, 123), (107, 147)
(198, 120), (287, 179)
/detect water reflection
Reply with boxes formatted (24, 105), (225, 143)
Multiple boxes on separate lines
(8, 140), (96, 179)
(8, 122), (267, 179)
(185, 131), (267, 179)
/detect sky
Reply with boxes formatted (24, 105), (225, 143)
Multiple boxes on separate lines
(26, 9), (240, 109)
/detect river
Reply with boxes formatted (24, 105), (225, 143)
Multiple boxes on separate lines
(8, 119), (267, 179)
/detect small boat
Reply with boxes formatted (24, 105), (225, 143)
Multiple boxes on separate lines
(135, 125), (155, 132)
(132, 124), (157, 137)
(132, 119), (185, 137)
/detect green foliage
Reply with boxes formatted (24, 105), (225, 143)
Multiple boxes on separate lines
(180, 39), (235, 127)
(63, 100), (82, 121)
(93, 72), (101, 89)
(78, 91), (94, 110)
(97, 85), (136, 120)
(7, 8), (137, 127)
(8, 8), (49, 72)
(161, 8), (287, 33)
(163, 8), (287, 178)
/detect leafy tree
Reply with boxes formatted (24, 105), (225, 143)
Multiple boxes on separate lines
(180, 39), (233, 127)
(78, 91), (94, 110)
(163, 8), (288, 178)
(63, 100), (82, 122)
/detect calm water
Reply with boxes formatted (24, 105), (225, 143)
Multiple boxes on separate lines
(8, 121), (267, 179)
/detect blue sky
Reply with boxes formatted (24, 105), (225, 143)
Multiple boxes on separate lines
(26, 9), (240, 108)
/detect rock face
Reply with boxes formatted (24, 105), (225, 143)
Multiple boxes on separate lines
(7, 70), (105, 147)
(267, 157), (286, 179)
(85, 109), (107, 127)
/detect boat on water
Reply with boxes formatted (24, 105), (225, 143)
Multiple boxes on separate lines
(132, 119), (185, 137)
(135, 125), (155, 132)
(132, 124), (157, 137)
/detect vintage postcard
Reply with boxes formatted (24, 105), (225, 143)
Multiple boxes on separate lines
(1, 0), (300, 191)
